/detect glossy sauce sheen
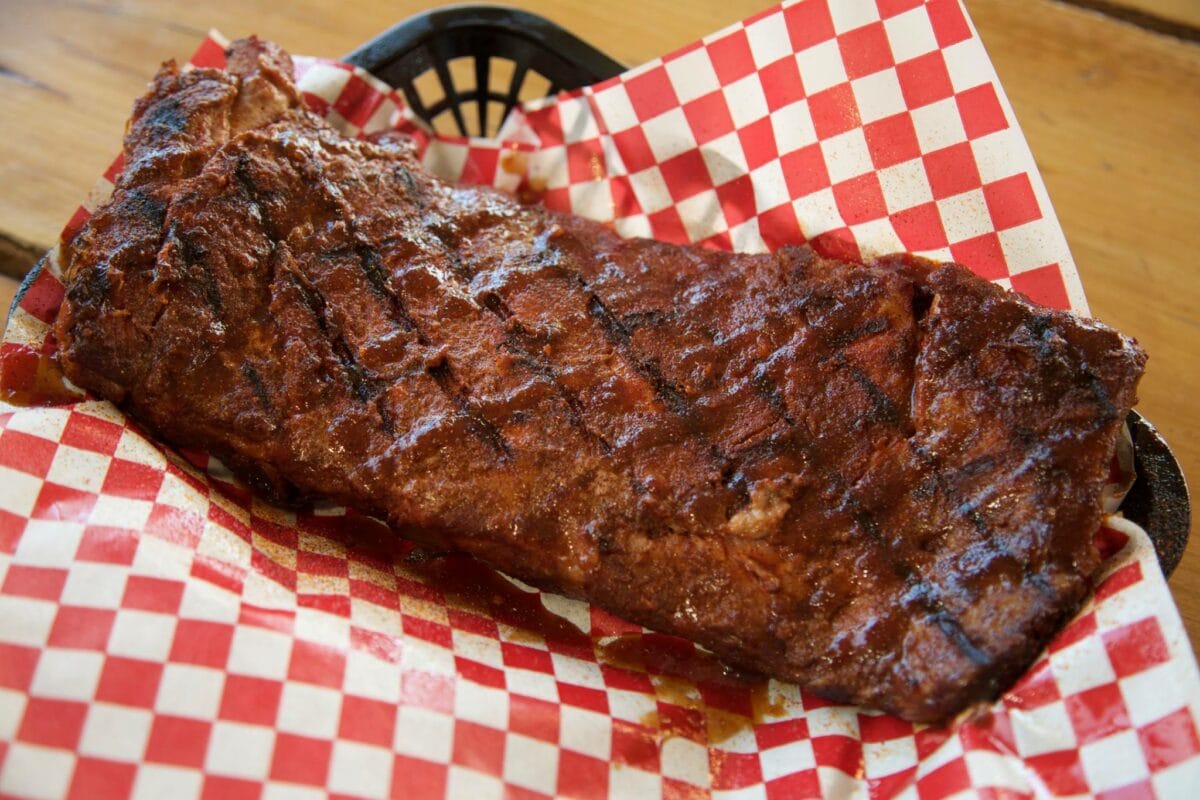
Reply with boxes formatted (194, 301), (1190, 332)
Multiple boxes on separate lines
(54, 39), (1147, 723)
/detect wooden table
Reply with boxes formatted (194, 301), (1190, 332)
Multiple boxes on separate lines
(2, 0), (1198, 653)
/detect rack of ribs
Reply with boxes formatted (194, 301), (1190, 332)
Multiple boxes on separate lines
(55, 38), (1146, 723)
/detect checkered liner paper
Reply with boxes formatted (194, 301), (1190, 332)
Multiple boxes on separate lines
(2, 1), (1198, 797)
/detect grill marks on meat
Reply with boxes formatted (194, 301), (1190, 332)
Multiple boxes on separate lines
(55, 38), (1147, 723)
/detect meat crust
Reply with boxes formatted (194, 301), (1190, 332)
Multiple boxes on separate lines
(56, 38), (1146, 723)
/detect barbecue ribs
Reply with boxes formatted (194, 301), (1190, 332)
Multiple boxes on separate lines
(56, 39), (1147, 723)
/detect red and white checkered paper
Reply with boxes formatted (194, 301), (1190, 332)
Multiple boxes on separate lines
(2, 1), (1198, 797)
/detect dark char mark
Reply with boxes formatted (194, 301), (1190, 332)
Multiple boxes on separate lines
(427, 361), (513, 461)
(172, 226), (224, 316)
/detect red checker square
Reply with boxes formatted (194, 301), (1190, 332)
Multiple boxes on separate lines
(1095, 560), (1143, 602)
(755, 716), (809, 750)
(539, 186), (571, 214)
(916, 757), (971, 797)
(738, 117), (779, 171)
(758, 203), (804, 250)
(833, 173), (888, 225)
(296, 550), (347, 578)
(1010, 265), (1069, 311)
(1004, 659), (1061, 710)
(683, 91), (736, 146)
(896, 51), (954, 109)
(950, 232), (1008, 280)
(1138, 707), (1200, 771)
(1024, 749), (1089, 795)
(270, 732), (332, 786)
(452, 720), (506, 774)
(567, 139), (608, 184)
(2, 564), (67, 601)
(811, 229), (862, 262)
(455, 656), (505, 689)
(784, 0), (836, 52)
(928, 0), (974, 48)
(611, 719), (660, 772)
(623, 66), (680, 121)
(146, 503), (203, 549)
(298, 593), (349, 617)
(599, 662), (654, 694)
(302, 92), (331, 117)
(877, 0), (925, 17)
(219, 674), (283, 725)
(609, 174), (642, 217)
(864, 112), (921, 169)
(250, 557), (293, 592)
(200, 775), (261, 800)
(32, 482), (98, 522)
(502, 641), (553, 674)
(1065, 682), (1129, 745)
(191, 556), (245, 596)
(869, 766), (917, 799)
(613, 126), (657, 174)
(658, 149), (713, 202)
(447, 608), (497, 639)
(169, 619), (234, 668)
(858, 712), (914, 743)
(288, 638), (346, 688)
(67, 757), (136, 800)
(338, 694), (397, 747)
(914, 727), (951, 760)
(983, 174), (1041, 230)
(100, 458), (164, 501)
(102, 153), (126, 184)
(48, 605), (115, 651)
(890, 202), (949, 252)
(392, 754), (448, 799)
(1103, 617), (1169, 678)
(957, 84), (1008, 139)
(504, 786), (551, 800)
(838, 22), (895, 80)
(663, 777), (705, 800)
(647, 207), (689, 245)
(16, 267), (65, 326)
(760, 56), (805, 112)
(766, 771), (821, 799)
(76, 525), (138, 565)
(401, 670), (455, 715)
(1050, 610), (1098, 653)
(60, 413), (123, 455)
(699, 230), (733, 251)
(62, 206), (92, 245)
(708, 30), (756, 84)
(811, 734), (862, 775)
(710, 750), (763, 790)
(461, 146), (500, 187)
(716, 175), (758, 228)
(557, 750), (609, 798)
(0, 643), (40, 691)
(0, 429), (58, 476)
(349, 578), (397, 609)
(808, 83), (862, 139)
(590, 607), (641, 637)
(121, 575), (185, 614)
(145, 714), (212, 767)
(509, 693), (560, 743)
(558, 682), (609, 714)
(781, 143), (831, 198)
(189, 36), (227, 70)
(923, 142), (982, 199)
(658, 703), (705, 742)
(0, 510), (23, 554)
(18, 697), (88, 748)
(1099, 781), (1154, 800)
(333, 74), (386, 129)
(95, 656), (163, 708)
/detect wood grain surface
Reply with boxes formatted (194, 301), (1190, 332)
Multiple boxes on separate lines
(1, 0), (1197, 655)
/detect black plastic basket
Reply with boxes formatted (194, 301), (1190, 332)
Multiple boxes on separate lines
(343, 5), (625, 138)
